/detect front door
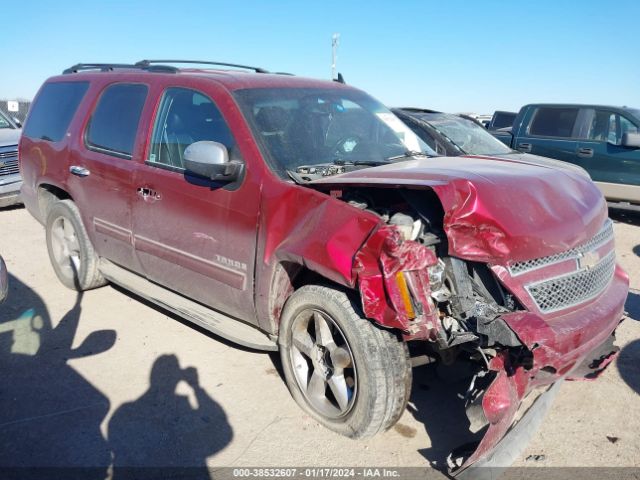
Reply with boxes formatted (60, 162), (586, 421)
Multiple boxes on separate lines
(131, 86), (260, 323)
(577, 109), (640, 202)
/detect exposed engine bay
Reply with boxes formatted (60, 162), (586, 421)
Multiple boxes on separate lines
(342, 187), (523, 349)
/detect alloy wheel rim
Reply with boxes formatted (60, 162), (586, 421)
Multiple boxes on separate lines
(50, 216), (81, 281)
(289, 308), (357, 419)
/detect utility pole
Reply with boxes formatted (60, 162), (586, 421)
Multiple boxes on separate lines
(331, 33), (340, 80)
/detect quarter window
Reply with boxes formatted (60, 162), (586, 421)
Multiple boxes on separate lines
(148, 87), (236, 169)
(23, 82), (89, 142)
(86, 84), (148, 158)
(529, 108), (579, 138)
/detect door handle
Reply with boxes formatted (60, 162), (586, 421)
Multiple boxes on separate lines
(577, 147), (594, 158)
(136, 187), (161, 201)
(69, 165), (90, 177)
(517, 143), (532, 153)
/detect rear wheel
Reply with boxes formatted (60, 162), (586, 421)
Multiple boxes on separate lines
(45, 200), (106, 291)
(279, 284), (411, 438)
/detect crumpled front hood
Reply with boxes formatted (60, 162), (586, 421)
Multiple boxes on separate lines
(310, 156), (608, 263)
(0, 128), (21, 148)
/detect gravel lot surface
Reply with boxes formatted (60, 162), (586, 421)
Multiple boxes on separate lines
(0, 205), (638, 477)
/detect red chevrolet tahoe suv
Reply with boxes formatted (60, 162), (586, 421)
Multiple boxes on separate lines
(19, 61), (628, 474)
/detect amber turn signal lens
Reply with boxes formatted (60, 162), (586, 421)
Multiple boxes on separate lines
(395, 271), (416, 319)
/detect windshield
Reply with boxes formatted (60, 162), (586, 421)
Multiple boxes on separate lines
(234, 88), (435, 174)
(420, 113), (513, 156)
(0, 111), (13, 129)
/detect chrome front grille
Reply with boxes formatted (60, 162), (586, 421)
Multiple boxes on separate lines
(0, 150), (18, 160)
(508, 219), (614, 276)
(0, 149), (18, 159)
(525, 250), (616, 313)
(0, 157), (19, 176)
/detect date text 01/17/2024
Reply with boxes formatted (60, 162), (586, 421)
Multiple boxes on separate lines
(231, 468), (402, 478)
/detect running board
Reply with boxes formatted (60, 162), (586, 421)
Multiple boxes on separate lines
(98, 259), (278, 351)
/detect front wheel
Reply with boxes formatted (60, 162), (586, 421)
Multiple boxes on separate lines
(279, 285), (412, 438)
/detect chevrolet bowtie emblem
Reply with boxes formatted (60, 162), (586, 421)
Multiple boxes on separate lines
(0, 162), (4, 169)
(578, 251), (600, 270)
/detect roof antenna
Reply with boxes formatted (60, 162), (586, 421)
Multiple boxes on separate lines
(331, 34), (345, 84)
(331, 33), (340, 80)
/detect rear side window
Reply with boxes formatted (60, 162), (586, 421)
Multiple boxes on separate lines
(529, 108), (579, 138)
(86, 83), (148, 158)
(492, 112), (516, 129)
(23, 82), (89, 142)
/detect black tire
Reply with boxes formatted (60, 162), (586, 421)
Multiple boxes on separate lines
(45, 200), (106, 291)
(279, 284), (412, 438)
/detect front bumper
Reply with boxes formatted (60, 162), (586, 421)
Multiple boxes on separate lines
(457, 380), (563, 480)
(452, 264), (628, 474)
(0, 174), (22, 208)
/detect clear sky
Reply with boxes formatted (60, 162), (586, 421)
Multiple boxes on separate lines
(2, 0), (639, 114)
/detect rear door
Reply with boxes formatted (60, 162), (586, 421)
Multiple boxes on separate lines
(577, 108), (640, 202)
(516, 106), (580, 163)
(70, 82), (148, 270)
(131, 85), (261, 323)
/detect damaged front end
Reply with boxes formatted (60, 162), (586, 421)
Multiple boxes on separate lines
(342, 185), (628, 476)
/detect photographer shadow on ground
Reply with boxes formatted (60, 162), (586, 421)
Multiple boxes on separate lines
(617, 291), (640, 395)
(617, 339), (640, 395)
(108, 354), (233, 480)
(624, 290), (640, 322)
(0, 273), (116, 479)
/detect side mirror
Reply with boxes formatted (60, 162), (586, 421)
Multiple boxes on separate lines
(0, 255), (8, 304)
(12, 117), (22, 128)
(621, 132), (640, 149)
(183, 141), (243, 183)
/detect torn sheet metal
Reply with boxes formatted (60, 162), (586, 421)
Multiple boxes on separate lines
(353, 225), (439, 337)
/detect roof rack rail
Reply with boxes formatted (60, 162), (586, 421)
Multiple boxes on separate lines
(63, 63), (178, 74)
(135, 59), (269, 73)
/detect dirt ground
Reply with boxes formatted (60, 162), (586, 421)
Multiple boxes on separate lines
(0, 205), (638, 477)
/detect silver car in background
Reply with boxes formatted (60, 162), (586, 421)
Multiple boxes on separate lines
(0, 110), (22, 208)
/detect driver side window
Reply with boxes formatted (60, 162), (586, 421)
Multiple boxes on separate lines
(619, 115), (639, 142)
(148, 87), (236, 169)
(588, 110), (639, 145)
